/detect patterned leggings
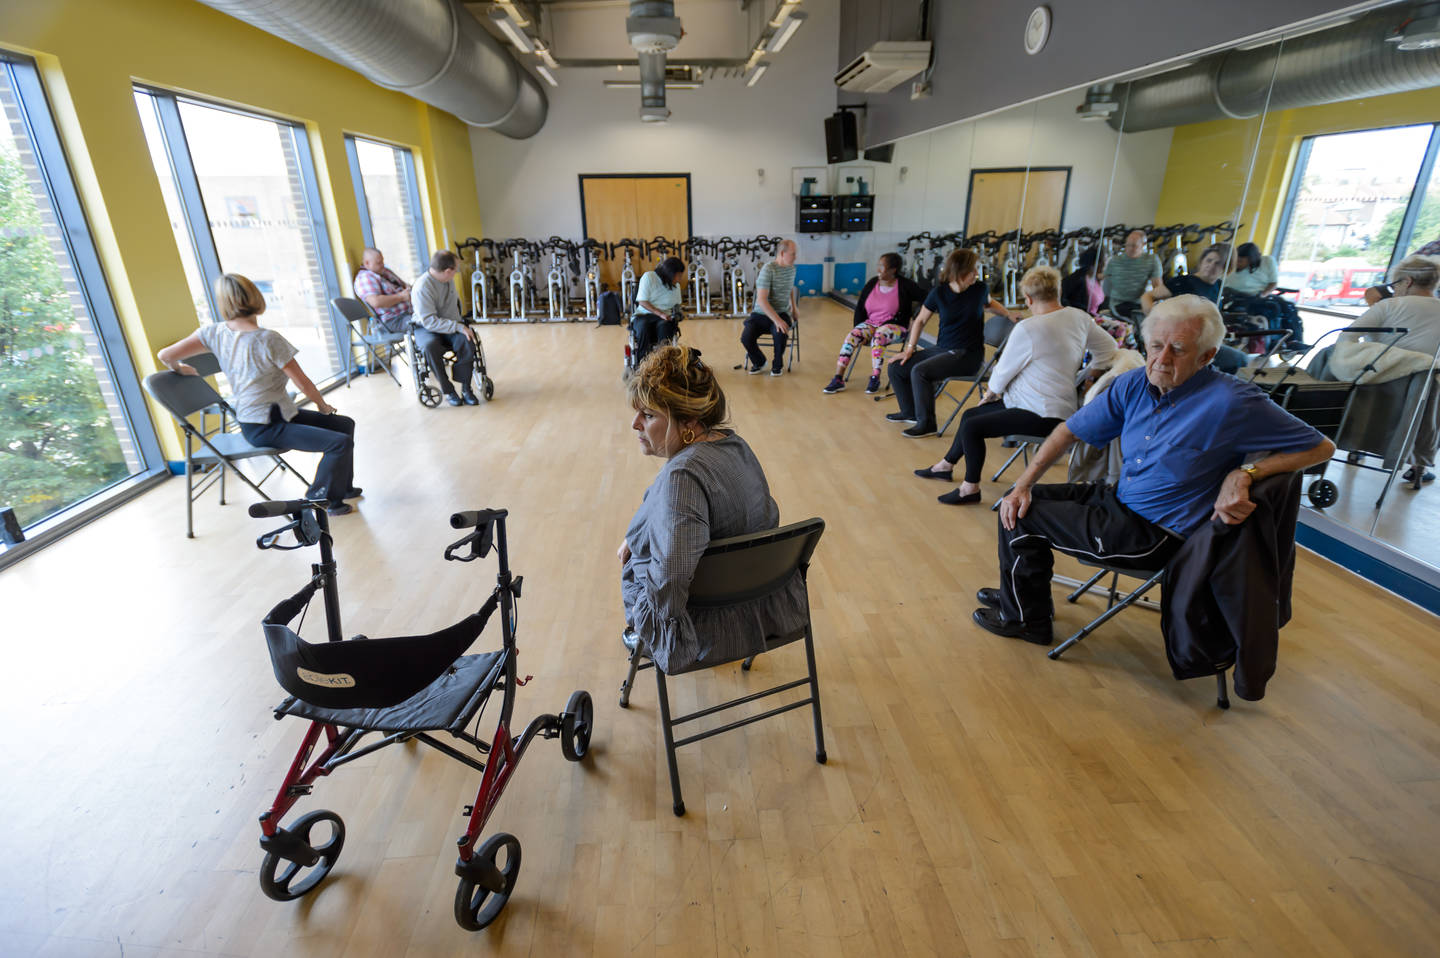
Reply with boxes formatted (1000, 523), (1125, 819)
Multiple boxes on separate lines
(836, 323), (907, 375)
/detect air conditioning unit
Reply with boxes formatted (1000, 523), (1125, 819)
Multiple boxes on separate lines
(834, 41), (932, 93)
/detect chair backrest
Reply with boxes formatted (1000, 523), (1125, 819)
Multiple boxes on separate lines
(143, 369), (227, 423)
(331, 296), (374, 327)
(688, 517), (825, 609)
(188, 350), (222, 378)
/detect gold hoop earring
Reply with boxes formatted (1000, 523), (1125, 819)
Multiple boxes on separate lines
(680, 428), (696, 445)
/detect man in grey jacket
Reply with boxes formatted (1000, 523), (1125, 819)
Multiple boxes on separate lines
(411, 249), (477, 406)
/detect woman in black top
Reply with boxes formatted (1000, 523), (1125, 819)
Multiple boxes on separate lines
(887, 248), (1013, 437)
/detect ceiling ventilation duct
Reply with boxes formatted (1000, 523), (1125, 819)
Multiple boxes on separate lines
(1108, 5), (1440, 132)
(626, 1), (683, 122)
(194, 0), (548, 139)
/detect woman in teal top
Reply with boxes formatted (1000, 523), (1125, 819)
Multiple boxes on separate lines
(630, 256), (687, 366)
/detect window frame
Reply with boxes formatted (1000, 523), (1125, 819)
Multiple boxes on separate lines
(0, 53), (166, 566)
(344, 133), (430, 274)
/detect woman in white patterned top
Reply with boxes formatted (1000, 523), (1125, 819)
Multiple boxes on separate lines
(157, 274), (360, 516)
(619, 344), (806, 672)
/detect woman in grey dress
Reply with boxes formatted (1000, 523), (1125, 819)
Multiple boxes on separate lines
(619, 345), (807, 673)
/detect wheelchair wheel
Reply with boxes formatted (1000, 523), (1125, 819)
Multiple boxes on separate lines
(454, 832), (521, 931)
(258, 809), (345, 901)
(419, 384), (443, 408)
(1307, 478), (1339, 509)
(482, 376), (495, 401)
(560, 689), (593, 762)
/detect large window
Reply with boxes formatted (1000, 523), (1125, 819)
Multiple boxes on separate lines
(345, 135), (428, 283)
(133, 88), (346, 379)
(1275, 123), (1440, 315)
(0, 55), (162, 552)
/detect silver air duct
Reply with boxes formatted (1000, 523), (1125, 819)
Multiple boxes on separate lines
(1110, 5), (1440, 132)
(627, 1), (683, 122)
(194, 0), (547, 139)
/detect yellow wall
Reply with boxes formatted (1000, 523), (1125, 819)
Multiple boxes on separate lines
(0, 0), (484, 458)
(1153, 87), (1440, 265)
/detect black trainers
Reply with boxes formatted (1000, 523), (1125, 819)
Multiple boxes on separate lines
(971, 606), (1052, 645)
(886, 412), (916, 423)
(822, 375), (845, 394)
(865, 375), (881, 394)
(747, 364), (766, 375)
(325, 501), (353, 517)
(770, 365), (784, 377)
(902, 424), (936, 438)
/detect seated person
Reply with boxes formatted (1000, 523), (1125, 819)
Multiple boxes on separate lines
(353, 247), (412, 334)
(411, 250), (478, 407)
(619, 345), (806, 673)
(740, 239), (798, 376)
(1101, 229), (1163, 318)
(887, 248), (1012, 437)
(1345, 254), (1440, 483)
(1062, 247), (1129, 346)
(916, 265), (1117, 505)
(1224, 242), (1305, 347)
(822, 253), (924, 395)
(630, 256), (686, 367)
(972, 295), (1334, 645)
(1143, 244), (1250, 374)
(158, 273), (360, 516)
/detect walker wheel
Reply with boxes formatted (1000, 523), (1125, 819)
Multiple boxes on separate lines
(560, 689), (594, 762)
(258, 809), (345, 901)
(482, 376), (495, 401)
(1307, 478), (1339, 509)
(454, 832), (521, 931)
(419, 384), (443, 408)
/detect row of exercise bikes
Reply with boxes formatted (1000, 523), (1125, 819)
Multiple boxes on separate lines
(456, 235), (783, 324)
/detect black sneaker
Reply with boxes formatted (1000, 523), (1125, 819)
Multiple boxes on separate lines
(971, 606), (1052, 645)
(747, 364), (766, 375)
(770, 365), (784, 377)
(325, 501), (353, 517)
(885, 412), (916, 423)
(822, 376), (845, 394)
(865, 375), (881, 394)
(445, 394), (463, 407)
(902, 424), (936, 438)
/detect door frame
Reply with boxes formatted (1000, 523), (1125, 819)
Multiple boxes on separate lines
(963, 166), (1072, 235)
(578, 172), (694, 240)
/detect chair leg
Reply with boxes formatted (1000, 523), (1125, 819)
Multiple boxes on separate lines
(619, 644), (642, 708)
(1216, 671), (1231, 710)
(740, 654), (756, 671)
(991, 445), (1027, 482)
(184, 433), (195, 539)
(802, 627), (826, 764)
(1048, 568), (1165, 660)
(1065, 569), (1108, 603)
(1105, 572), (1120, 609)
(653, 670), (686, 816)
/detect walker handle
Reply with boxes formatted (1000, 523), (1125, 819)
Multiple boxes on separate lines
(249, 499), (314, 519)
(451, 508), (508, 529)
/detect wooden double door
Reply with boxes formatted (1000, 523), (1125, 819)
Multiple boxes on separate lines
(965, 167), (1071, 236)
(579, 174), (691, 289)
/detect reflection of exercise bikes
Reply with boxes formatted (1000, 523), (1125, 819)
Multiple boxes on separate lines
(249, 499), (594, 931)
(405, 320), (495, 407)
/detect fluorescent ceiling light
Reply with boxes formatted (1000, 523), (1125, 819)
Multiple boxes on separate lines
(746, 62), (770, 87)
(495, 1), (530, 28)
(537, 65), (558, 87)
(534, 44), (559, 70)
(604, 80), (702, 90)
(496, 16), (534, 53)
(769, 0), (801, 29)
(769, 11), (806, 53)
(744, 43), (766, 72)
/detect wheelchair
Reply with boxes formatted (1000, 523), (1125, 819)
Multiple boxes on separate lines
(624, 306), (682, 375)
(405, 321), (495, 408)
(248, 499), (593, 931)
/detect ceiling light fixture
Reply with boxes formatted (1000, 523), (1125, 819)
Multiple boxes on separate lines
(769, 0), (801, 30)
(746, 62), (770, 87)
(534, 43), (559, 70)
(489, 9), (534, 53)
(768, 11), (806, 53)
(494, 1), (530, 28)
(604, 79), (702, 90)
(537, 65), (558, 87)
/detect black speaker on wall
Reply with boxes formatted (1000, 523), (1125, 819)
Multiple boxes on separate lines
(824, 111), (858, 164)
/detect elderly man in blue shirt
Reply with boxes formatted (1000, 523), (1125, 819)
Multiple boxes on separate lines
(973, 294), (1336, 645)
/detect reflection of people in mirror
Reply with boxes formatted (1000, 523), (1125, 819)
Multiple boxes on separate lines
(1063, 246), (1129, 345)
(1225, 242), (1307, 349)
(1101, 230), (1163, 319)
(1144, 244), (1250, 374)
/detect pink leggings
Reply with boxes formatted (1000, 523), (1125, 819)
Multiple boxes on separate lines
(836, 323), (907, 375)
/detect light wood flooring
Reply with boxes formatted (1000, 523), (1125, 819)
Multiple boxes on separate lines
(2, 301), (1438, 957)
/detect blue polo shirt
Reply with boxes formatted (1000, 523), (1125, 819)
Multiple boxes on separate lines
(1066, 366), (1324, 535)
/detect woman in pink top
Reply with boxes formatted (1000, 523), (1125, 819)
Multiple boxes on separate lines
(823, 253), (925, 395)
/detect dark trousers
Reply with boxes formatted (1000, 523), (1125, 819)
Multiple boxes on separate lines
(415, 328), (475, 396)
(241, 406), (356, 503)
(997, 483), (1182, 623)
(741, 311), (790, 371)
(888, 347), (982, 428)
(631, 313), (678, 366)
(945, 401), (1063, 483)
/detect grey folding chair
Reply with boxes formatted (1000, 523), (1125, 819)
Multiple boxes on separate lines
(333, 296), (406, 388)
(143, 370), (312, 538)
(990, 433), (1051, 482)
(736, 313), (800, 372)
(935, 345), (1003, 438)
(618, 517), (826, 817)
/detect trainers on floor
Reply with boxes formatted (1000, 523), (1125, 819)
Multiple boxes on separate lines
(865, 375), (881, 394)
(445, 394), (463, 407)
(770, 365), (784, 377)
(902, 424), (936, 438)
(822, 375), (846, 394)
(1403, 466), (1436, 483)
(747, 363), (766, 375)
(885, 412), (916, 423)
(325, 501), (353, 517)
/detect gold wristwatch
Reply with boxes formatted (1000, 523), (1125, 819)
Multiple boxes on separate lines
(1240, 463), (1261, 481)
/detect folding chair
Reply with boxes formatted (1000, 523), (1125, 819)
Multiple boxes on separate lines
(333, 297), (407, 388)
(935, 346), (1003, 437)
(618, 518), (826, 817)
(990, 434), (1051, 482)
(144, 371), (313, 538)
(736, 314), (800, 372)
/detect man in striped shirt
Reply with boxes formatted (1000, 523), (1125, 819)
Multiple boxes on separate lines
(741, 239), (799, 376)
(1101, 230), (1163, 317)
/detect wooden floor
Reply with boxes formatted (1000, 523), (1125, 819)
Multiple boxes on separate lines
(3, 301), (1439, 957)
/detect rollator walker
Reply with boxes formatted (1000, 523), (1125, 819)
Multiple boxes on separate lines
(249, 499), (593, 930)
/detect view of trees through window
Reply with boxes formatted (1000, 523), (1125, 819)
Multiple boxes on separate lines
(0, 68), (136, 528)
(1276, 124), (1438, 314)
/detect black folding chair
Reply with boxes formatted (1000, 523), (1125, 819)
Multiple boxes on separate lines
(990, 433), (1051, 482)
(333, 296), (407, 388)
(618, 518), (826, 816)
(736, 314), (800, 372)
(144, 370), (312, 537)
